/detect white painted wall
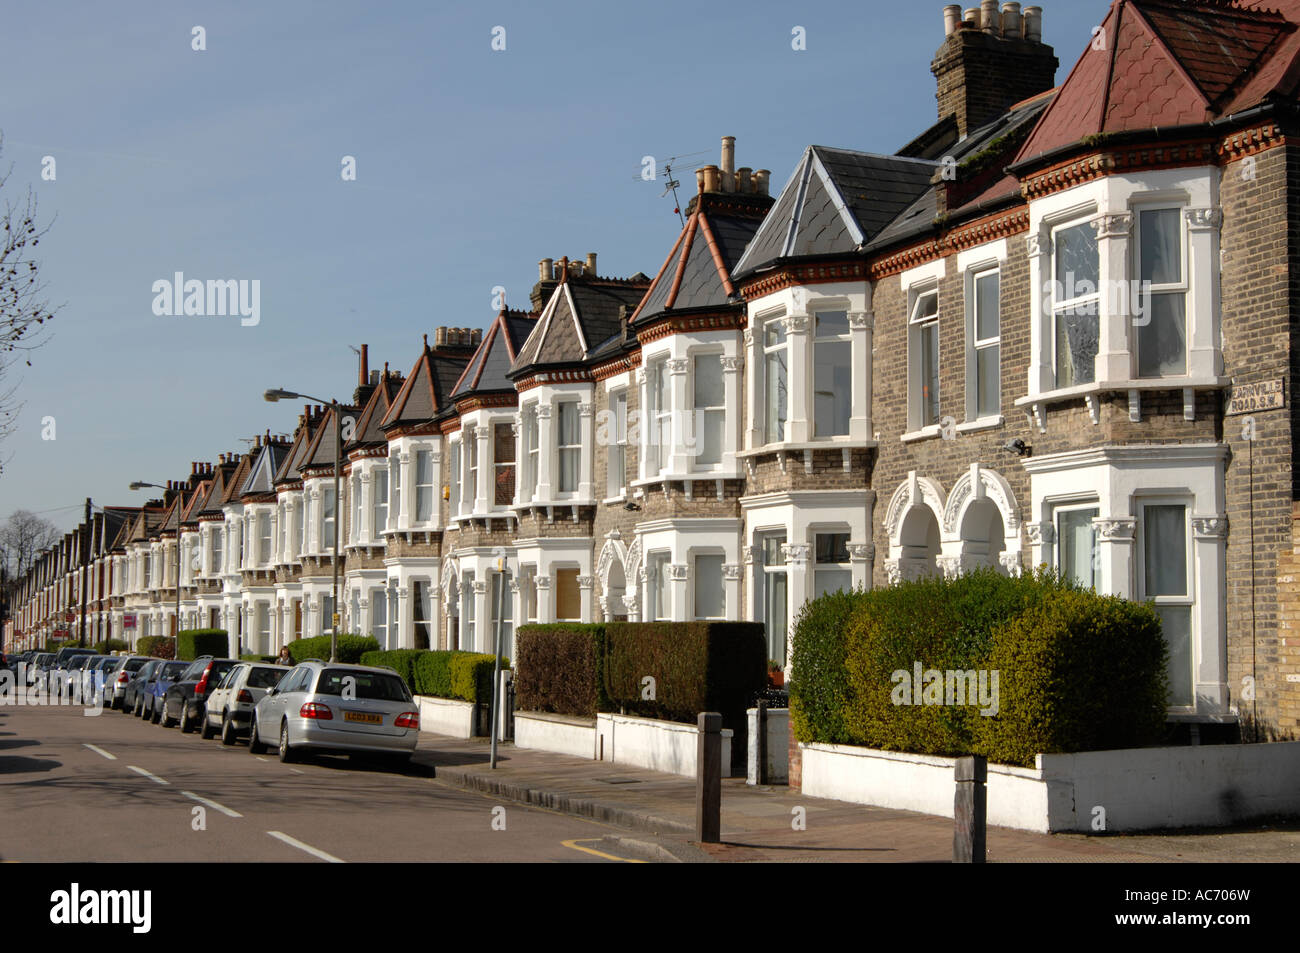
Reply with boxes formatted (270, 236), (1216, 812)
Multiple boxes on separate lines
(596, 712), (732, 779)
(415, 694), (476, 739)
(515, 711), (597, 759)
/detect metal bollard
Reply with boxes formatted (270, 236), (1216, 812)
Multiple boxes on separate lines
(953, 754), (987, 863)
(696, 712), (722, 843)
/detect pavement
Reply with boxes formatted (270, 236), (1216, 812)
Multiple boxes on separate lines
(417, 733), (1300, 863)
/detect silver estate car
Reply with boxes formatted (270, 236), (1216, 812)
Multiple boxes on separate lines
(249, 661), (420, 767)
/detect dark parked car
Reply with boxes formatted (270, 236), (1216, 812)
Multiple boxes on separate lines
(121, 659), (161, 713)
(104, 656), (152, 710)
(163, 657), (240, 733)
(138, 661), (189, 721)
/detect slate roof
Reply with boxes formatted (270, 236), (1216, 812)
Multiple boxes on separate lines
(300, 406), (357, 473)
(180, 483), (211, 524)
(242, 441), (292, 497)
(511, 273), (651, 376)
(219, 453), (254, 506)
(451, 311), (536, 401)
(347, 369), (405, 451)
(732, 147), (939, 278)
(275, 411), (323, 486)
(632, 190), (772, 325)
(1015, 0), (1300, 166)
(382, 337), (471, 430)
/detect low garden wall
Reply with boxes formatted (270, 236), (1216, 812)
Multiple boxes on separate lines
(596, 712), (733, 778)
(746, 707), (790, 785)
(515, 711), (597, 759)
(800, 740), (1300, 832)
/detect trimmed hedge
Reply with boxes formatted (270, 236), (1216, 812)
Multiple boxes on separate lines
(286, 634), (379, 664)
(135, 636), (176, 660)
(178, 629), (228, 661)
(604, 622), (767, 726)
(514, 624), (607, 717)
(359, 649), (505, 703)
(239, 654), (276, 663)
(514, 622), (767, 728)
(789, 568), (1170, 767)
(93, 639), (130, 654)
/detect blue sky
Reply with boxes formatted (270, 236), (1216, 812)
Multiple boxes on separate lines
(1, 0), (1104, 533)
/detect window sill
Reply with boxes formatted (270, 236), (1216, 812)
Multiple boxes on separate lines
(1014, 376), (1230, 409)
(737, 439), (876, 458)
(900, 426), (942, 444)
(630, 473), (745, 487)
(956, 415), (1004, 434)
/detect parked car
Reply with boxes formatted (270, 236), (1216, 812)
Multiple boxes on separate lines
(57, 655), (95, 696)
(29, 653), (56, 688)
(163, 657), (240, 732)
(139, 661), (189, 721)
(249, 661), (420, 767)
(104, 656), (152, 710)
(87, 656), (120, 700)
(121, 659), (161, 713)
(201, 663), (288, 743)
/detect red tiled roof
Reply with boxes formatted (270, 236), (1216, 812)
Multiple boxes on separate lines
(1016, 0), (1298, 165)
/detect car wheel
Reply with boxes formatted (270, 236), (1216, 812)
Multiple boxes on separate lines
(151, 701), (161, 723)
(248, 716), (267, 755)
(160, 701), (175, 728)
(200, 709), (217, 740)
(179, 705), (192, 733)
(220, 713), (236, 746)
(278, 720), (298, 764)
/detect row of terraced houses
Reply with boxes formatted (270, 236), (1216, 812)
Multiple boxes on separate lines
(8, 1), (1300, 741)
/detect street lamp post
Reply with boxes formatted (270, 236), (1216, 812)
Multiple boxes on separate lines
(128, 481), (183, 650)
(266, 387), (342, 663)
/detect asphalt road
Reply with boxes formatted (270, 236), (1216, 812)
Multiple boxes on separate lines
(0, 697), (644, 863)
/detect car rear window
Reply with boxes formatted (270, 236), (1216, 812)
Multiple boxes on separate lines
(315, 669), (412, 702)
(124, 659), (148, 672)
(247, 667), (285, 689)
(162, 662), (189, 678)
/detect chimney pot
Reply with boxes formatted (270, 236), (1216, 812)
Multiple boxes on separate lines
(434, 328), (445, 347)
(586, 252), (597, 276)
(359, 343), (369, 387)
(943, 4), (962, 34)
(558, 256), (569, 283)
(964, 6), (979, 27)
(981, 0), (999, 33)
(720, 136), (736, 177)
(702, 165), (720, 192)
(736, 167), (752, 193)
(370, 369), (379, 385)
(539, 257), (553, 281)
(753, 169), (770, 196)
(695, 169), (705, 192)
(1023, 5), (1042, 42)
(1002, 2), (1022, 39)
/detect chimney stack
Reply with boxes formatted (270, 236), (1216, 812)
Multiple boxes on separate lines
(932, 1), (1057, 138)
(359, 344), (369, 387)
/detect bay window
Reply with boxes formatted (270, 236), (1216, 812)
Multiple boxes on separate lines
(813, 311), (851, 437)
(449, 439), (461, 515)
(371, 586), (387, 644)
(763, 319), (788, 444)
(258, 512), (272, 566)
(555, 568), (581, 621)
(693, 354), (724, 468)
(523, 406), (539, 500)
(321, 486), (336, 550)
(466, 429), (478, 511)
(757, 533), (788, 665)
(352, 475), (362, 545)
(415, 449), (434, 523)
(1135, 207), (1187, 377)
(607, 390), (627, 498)
(647, 553), (670, 622)
(372, 467), (388, 534)
(814, 533), (851, 597)
(557, 402), (580, 494)
(647, 358), (670, 474)
(1140, 502), (1193, 708)
(494, 422), (515, 506)
(693, 553), (724, 619)
(389, 456), (401, 530)
(1051, 220), (1100, 388)
(1055, 505), (1099, 590)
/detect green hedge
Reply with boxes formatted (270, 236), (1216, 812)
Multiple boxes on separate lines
(93, 639), (130, 654)
(789, 569), (1170, 767)
(514, 622), (767, 727)
(514, 624), (607, 717)
(177, 629), (228, 661)
(286, 634), (379, 664)
(135, 636), (176, 660)
(240, 654), (276, 663)
(360, 649), (503, 703)
(604, 622), (767, 726)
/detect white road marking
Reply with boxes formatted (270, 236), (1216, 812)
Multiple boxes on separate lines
(127, 765), (169, 785)
(255, 757), (268, 762)
(288, 768), (305, 775)
(83, 744), (116, 761)
(181, 791), (242, 818)
(266, 831), (344, 863)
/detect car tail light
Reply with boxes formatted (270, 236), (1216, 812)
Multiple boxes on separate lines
(195, 664), (212, 696)
(117, 672), (130, 683)
(299, 703), (332, 720)
(237, 689), (253, 703)
(394, 711), (419, 729)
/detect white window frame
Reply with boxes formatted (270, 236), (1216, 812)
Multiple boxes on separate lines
(414, 448), (435, 524)
(812, 530), (852, 599)
(556, 400), (581, 496)
(372, 466), (388, 537)
(966, 264), (1001, 424)
(1052, 501), (1100, 591)
(1132, 203), (1189, 379)
(690, 350), (725, 472)
(1049, 216), (1102, 389)
(606, 388), (628, 500)
(1137, 497), (1195, 711)
(647, 551), (670, 622)
(811, 308), (852, 439)
(907, 286), (941, 434)
(691, 550), (725, 620)
(761, 313), (788, 446)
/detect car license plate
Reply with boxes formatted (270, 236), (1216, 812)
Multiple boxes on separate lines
(344, 711), (382, 724)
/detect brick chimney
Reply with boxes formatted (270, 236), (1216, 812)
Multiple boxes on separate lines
(932, 3), (1057, 138)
